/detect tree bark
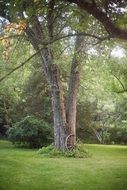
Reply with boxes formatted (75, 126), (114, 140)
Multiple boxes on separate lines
(48, 63), (67, 150)
(25, 9), (67, 150)
(66, 36), (84, 148)
(39, 48), (67, 151)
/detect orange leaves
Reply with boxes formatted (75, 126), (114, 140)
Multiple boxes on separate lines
(4, 23), (16, 33)
(2, 37), (10, 48)
(2, 50), (9, 61)
(1, 36), (10, 61)
(16, 20), (27, 35)
(1, 20), (26, 62)
(4, 20), (26, 35)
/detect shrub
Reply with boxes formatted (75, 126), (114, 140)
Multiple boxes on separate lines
(7, 116), (53, 148)
(108, 126), (127, 144)
(38, 143), (91, 158)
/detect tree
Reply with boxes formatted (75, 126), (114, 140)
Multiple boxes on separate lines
(0, 1), (86, 150)
(1, 0), (127, 150)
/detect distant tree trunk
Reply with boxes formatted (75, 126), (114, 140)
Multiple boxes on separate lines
(3, 100), (10, 127)
(91, 127), (102, 144)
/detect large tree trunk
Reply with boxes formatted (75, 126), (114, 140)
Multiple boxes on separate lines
(39, 48), (67, 150)
(66, 36), (84, 148)
(25, 20), (67, 150)
(25, 9), (84, 150)
(26, 31), (84, 150)
(48, 63), (67, 150)
(43, 0), (67, 150)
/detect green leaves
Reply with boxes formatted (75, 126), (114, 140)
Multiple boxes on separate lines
(7, 115), (53, 148)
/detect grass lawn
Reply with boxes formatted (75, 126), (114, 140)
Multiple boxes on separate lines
(0, 140), (127, 190)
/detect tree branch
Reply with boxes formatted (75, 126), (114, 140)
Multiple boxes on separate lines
(0, 51), (39, 82)
(116, 89), (127, 93)
(0, 34), (24, 40)
(41, 33), (111, 48)
(52, 32), (111, 42)
(0, 31), (110, 83)
(111, 71), (127, 93)
(64, 0), (127, 41)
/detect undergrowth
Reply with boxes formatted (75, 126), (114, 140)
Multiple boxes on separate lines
(38, 143), (91, 158)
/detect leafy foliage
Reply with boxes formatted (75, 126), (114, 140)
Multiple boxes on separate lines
(38, 143), (91, 158)
(109, 126), (127, 144)
(7, 116), (53, 148)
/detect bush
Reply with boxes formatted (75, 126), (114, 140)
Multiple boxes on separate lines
(7, 116), (53, 148)
(109, 126), (127, 144)
(38, 143), (91, 158)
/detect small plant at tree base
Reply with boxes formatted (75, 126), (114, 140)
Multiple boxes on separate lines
(38, 143), (91, 158)
(7, 116), (53, 148)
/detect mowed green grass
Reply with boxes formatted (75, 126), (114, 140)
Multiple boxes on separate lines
(0, 140), (127, 190)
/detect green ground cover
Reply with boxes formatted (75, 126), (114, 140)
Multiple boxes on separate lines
(0, 140), (127, 190)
